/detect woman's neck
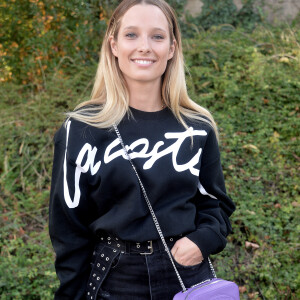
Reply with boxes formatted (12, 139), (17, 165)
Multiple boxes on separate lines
(127, 80), (164, 112)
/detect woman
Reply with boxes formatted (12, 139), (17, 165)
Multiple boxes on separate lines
(49, 0), (236, 299)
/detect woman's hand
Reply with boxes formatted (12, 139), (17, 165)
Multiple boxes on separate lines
(170, 237), (203, 266)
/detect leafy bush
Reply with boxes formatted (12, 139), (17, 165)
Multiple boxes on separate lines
(0, 65), (96, 299)
(181, 0), (262, 36)
(1, 0), (265, 87)
(0, 0), (106, 86)
(183, 24), (300, 299)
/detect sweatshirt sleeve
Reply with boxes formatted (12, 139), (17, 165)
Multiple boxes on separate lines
(186, 128), (235, 259)
(49, 121), (95, 300)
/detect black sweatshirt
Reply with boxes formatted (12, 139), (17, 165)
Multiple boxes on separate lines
(49, 106), (235, 299)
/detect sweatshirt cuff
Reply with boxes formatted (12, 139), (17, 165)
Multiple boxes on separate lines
(185, 227), (226, 259)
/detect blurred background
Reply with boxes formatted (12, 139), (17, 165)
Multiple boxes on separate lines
(0, 0), (299, 299)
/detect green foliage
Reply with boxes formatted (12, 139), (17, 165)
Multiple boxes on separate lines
(0, 64), (96, 299)
(182, 0), (262, 35)
(235, 0), (263, 30)
(166, 0), (186, 14)
(197, 0), (238, 29)
(0, 236), (58, 299)
(1, 0), (263, 87)
(0, 0), (106, 85)
(183, 24), (300, 299)
(0, 0), (187, 86)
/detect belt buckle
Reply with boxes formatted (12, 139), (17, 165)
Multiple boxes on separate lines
(140, 241), (153, 255)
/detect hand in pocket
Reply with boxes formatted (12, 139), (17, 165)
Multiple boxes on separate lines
(171, 237), (203, 267)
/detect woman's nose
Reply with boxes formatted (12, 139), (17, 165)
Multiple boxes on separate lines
(137, 36), (151, 53)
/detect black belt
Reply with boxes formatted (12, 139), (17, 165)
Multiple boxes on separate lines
(87, 232), (184, 299)
(95, 231), (183, 255)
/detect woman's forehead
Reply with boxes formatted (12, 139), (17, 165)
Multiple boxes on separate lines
(119, 4), (169, 31)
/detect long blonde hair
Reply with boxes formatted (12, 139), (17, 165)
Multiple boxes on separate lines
(66, 0), (218, 139)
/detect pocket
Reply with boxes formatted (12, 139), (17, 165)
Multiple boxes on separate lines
(111, 251), (122, 269)
(170, 252), (203, 270)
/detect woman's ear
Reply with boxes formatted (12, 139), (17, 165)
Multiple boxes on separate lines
(109, 35), (118, 57)
(168, 39), (176, 60)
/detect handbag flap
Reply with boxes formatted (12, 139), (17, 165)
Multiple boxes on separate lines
(173, 278), (240, 300)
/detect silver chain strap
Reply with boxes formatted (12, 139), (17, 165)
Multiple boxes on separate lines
(113, 124), (217, 292)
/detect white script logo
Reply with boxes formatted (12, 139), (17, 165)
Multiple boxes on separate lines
(63, 121), (207, 208)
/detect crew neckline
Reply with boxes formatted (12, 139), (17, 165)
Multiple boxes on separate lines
(128, 106), (170, 120)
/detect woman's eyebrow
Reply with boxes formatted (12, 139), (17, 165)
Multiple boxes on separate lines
(123, 26), (139, 31)
(152, 27), (167, 33)
(123, 26), (167, 33)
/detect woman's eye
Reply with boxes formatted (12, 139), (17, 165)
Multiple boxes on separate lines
(125, 33), (136, 38)
(153, 35), (164, 40)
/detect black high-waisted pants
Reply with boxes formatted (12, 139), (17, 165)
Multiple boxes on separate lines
(86, 233), (213, 300)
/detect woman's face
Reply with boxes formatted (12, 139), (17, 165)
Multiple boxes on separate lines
(110, 4), (175, 86)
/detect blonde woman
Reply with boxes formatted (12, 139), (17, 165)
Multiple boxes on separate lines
(49, 0), (235, 299)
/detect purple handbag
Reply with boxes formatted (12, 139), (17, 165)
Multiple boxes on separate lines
(114, 124), (240, 300)
(173, 278), (240, 299)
